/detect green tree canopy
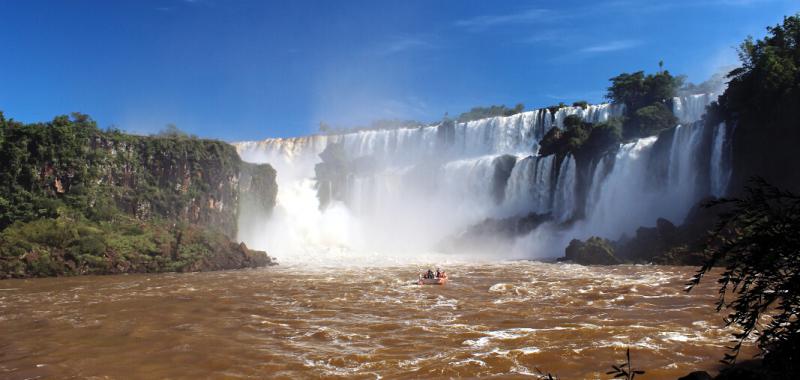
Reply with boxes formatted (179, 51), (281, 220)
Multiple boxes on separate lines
(607, 70), (684, 111)
(625, 103), (678, 140)
(457, 103), (525, 122)
(716, 14), (799, 121)
(710, 13), (800, 193)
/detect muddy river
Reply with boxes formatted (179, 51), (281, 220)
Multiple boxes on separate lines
(0, 262), (746, 379)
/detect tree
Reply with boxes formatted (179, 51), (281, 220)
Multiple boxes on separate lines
(715, 13), (799, 118)
(711, 13), (800, 194)
(606, 67), (683, 140)
(687, 178), (800, 373)
(607, 69), (683, 111)
(625, 103), (678, 139)
(607, 71), (648, 110)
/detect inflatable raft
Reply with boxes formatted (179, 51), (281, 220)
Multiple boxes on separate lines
(418, 275), (447, 285)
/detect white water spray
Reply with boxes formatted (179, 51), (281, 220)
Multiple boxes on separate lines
(235, 97), (730, 264)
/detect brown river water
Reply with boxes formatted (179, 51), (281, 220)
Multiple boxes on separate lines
(0, 262), (749, 379)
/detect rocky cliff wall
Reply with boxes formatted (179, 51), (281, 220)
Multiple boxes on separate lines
(0, 113), (277, 237)
(0, 113), (278, 278)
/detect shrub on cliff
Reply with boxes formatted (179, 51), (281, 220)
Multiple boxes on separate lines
(456, 103), (525, 122)
(572, 100), (589, 109)
(624, 103), (678, 140)
(537, 117), (621, 163)
(687, 179), (800, 375)
(578, 118), (623, 159)
(538, 115), (590, 157)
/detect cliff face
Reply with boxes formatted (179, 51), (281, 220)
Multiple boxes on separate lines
(0, 113), (278, 278)
(89, 133), (243, 238)
(239, 161), (278, 218)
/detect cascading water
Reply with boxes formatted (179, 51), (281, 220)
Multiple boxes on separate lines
(672, 93), (718, 124)
(666, 123), (706, 202)
(553, 155), (577, 222)
(502, 155), (555, 215)
(579, 137), (660, 239)
(235, 97), (731, 263)
(710, 122), (733, 197)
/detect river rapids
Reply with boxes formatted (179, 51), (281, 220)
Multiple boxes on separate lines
(0, 262), (746, 379)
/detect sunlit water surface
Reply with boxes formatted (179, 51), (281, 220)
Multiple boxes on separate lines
(0, 262), (747, 379)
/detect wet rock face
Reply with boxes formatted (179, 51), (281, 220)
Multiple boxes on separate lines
(239, 162), (278, 218)
(91, 136), (244, 238)
(0, 115), (282, 278)
(564, 236), (620, 265)
(80, 135), (278, 240)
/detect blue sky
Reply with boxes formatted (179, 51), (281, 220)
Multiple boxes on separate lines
(1, 0), (797, 141)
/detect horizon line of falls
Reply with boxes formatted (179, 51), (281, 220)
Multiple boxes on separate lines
(235, 95), (732, 265)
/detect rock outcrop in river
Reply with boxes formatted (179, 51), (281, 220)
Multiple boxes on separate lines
(561, 197), (732, 265)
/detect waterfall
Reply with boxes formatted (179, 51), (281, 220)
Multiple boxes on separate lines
(502, 155), (556, 215)
(581, 137), (659, 239)
(553, 155), (577, 222)
(235, 96), (729, 262)
(672, 93), (717, 124)
(237, 103), (622, 165)
(710, 122), (732, 197)
(586, 156), (609, 214)
(667, 123), (705, 199)
(580, 120), (726, 239)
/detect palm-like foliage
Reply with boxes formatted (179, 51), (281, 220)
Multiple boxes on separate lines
(687, 178), (800, 370)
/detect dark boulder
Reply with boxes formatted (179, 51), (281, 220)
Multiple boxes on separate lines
(564, 236), (620, 265)
(678, 371), (712, 380)
(656, 217), (678, 245)
(616, 224), (666, 262)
